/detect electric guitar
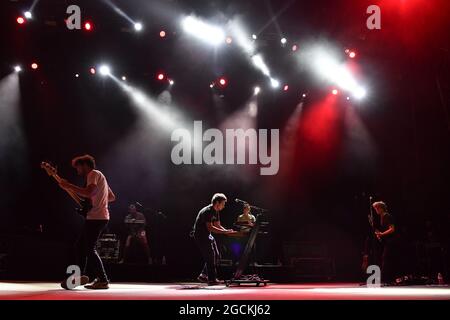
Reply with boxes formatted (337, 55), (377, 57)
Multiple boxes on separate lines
(40, 161), (92, 218)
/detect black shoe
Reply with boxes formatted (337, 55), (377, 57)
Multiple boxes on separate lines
(85, 278), (109, 290)
(208, 279), (224, 286)
(197, 274), (208, 283)
(61, 275), (90, 290)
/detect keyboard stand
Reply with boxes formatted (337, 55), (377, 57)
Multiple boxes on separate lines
(225, 215), (269, 287)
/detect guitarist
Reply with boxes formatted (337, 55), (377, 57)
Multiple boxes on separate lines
(372, 201), (395, 284)
(363, 201), (396, 284)
(58, 154), (116, 290)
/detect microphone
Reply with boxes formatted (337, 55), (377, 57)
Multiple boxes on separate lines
(135, 201), (143, 207)
(235, 198), (248, 204)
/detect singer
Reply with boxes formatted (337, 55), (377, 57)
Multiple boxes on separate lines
(191, 193), (237, 285)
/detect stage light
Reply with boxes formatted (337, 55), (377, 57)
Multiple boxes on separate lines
(181, 15), (225, 46)
(292, 45), (298, 52)
(332, 89), (339, 95)
(134, 22), (143, 32)
(24, 11), (32, 19)
(31, 63), (38, 70)
(254, 86), (261, 95)
(75, 73), (80, 78)
(270, 78), (280, 88)
(160, 30), (166, 38)
(349, 51), (356, 58)
(209, 83), (214, 88)
(283, 85), (289, 91)
(302, 93), (307, 98)
(219, 77), (227, 86)
(308, 47), (367, 100)
(89, 67), (96, 75)
(121, 76), (127, 81)
(99, 65), (111, 76)
(353, 87), (367, 99)
(14, 65), (22, 72)
(346, 96), (350, 100)
(169, 79), (174, 85)
(84, 22), (93, 31)
(16, 16), (25, 25)
(226, 36), (233, 44)
(281, 38), (287, 45)
(157, 73), (165, 81)
(252, 34), (257, 40)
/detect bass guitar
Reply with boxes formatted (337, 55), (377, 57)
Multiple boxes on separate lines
(40, 161), (92, 218)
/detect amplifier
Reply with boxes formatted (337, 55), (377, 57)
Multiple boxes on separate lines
(96, 234), (120, 263)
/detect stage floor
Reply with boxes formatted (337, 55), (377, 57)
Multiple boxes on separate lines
(0, 282), (449, 300)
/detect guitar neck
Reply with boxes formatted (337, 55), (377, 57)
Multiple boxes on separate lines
(51, 173), (62, 184)
(51, 173), (82, 207)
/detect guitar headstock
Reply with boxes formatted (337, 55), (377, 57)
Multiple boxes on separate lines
(40, 161), (57, 177)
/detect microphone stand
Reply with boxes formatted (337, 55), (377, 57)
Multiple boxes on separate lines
(135, 201), (166, 217)
(235, 199), (269, 215)
(249, 205), (268, 214)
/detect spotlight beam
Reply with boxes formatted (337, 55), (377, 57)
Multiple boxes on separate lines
(0, 73), (26, 166)
(306, 46), (368, 99)
(102, 0), (142, 30)
(229, 20), (281, 89)
(255, 0), (295, 36)
(181, 15), (225, 46)
(109, 74), (177, 129)
(29, 0), (40, 12)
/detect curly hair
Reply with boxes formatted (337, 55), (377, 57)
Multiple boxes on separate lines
(71, 154), (96, 169)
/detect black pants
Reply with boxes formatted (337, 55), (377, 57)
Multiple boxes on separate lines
(77, 219), (109, 282)
(374, 241), (394, 283)
(381, 243), (394, 282)
(195, 235), (219, 281)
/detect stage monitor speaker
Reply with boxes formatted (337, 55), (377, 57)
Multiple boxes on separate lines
(96, 234), (120, 263)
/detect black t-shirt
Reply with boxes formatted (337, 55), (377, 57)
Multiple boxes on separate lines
(193, 204), (219, 239)
(379, 213), (395, 242)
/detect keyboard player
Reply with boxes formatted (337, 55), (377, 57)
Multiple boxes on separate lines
(235, 203), (256, 233)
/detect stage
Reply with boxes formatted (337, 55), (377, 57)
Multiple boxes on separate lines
(1, 282), (449, 300)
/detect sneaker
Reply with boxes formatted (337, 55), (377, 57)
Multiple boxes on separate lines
(197, 274), (208, 283)
(84, 278), (109, 290)
(60, 275), (90, 290)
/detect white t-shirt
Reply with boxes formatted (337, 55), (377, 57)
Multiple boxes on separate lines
(86, 169), (110, 220)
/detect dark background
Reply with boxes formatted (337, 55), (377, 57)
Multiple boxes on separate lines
(0, 0), (449, 281)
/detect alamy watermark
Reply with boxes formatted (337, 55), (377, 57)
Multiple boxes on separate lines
(66, 5), (82, 30)
(66, 4), (381, 31)
(64, 264), (81, 290)
(367, 5), (381, 30)
(171, 121), (279, 175)
(366, 264), (381, 287)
